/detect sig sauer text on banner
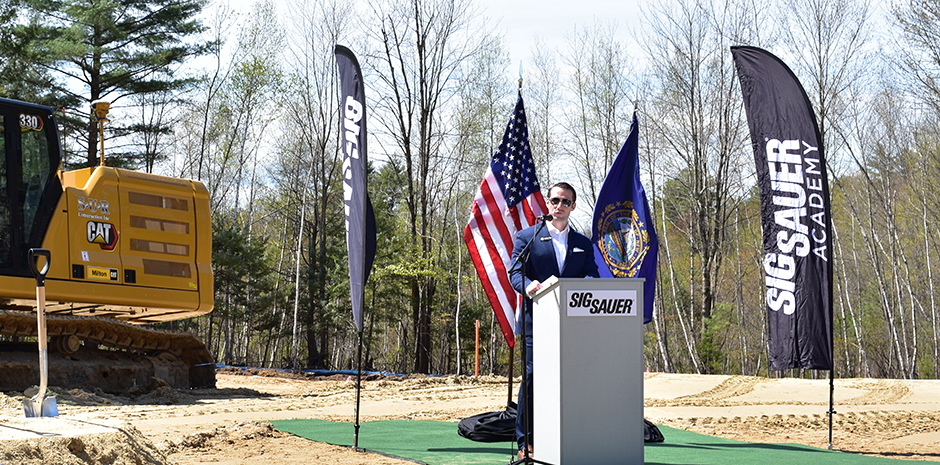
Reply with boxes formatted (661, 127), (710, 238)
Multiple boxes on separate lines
(464, 95), (548, 347)
(335, 45), (377, 333)
(731, 46), (833, 370)
(591, 113), (658, 324)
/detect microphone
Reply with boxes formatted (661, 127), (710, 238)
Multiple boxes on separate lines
(537, 214), (553, 222)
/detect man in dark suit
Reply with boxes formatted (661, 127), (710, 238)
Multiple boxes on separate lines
(509, 182), (599, 459)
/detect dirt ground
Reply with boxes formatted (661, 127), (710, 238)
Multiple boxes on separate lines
(2, 368), (940, 464)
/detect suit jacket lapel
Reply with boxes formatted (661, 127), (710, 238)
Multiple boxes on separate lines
(561, 234), (584, 276)
(536, 227), (560, 277)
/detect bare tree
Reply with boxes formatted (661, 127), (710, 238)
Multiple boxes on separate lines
(174, 0), (284, 366)
(126, 87), (181, 173)
(895, 0), (940, 115)
(367, 0), (479, 373)
(451, 30), (512, 375)
(527, 38), (561, 187)
(892, 0), (940, 379)
(782, 0), (871, 167)
(171, 3), (237, 183)
(643, 0), (760, 372)
(276, 0), (352, 369)
(560, 21), (635, 209)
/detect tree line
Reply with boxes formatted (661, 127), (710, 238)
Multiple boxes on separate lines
(3, 0), (940, 380)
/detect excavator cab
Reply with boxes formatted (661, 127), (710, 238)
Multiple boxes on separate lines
(0, 96), (216, 392)
(0, 98), (62, 276)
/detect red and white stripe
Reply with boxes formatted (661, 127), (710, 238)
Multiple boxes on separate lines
(464, 166), (547, 347)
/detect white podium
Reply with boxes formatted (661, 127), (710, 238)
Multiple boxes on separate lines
(531, 277), (644, 464)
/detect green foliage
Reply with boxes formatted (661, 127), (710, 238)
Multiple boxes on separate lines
(0, 0), (86, 156)
(211, 215), (275, 318)
(378, 252), (437, 280)
(696, 306), (732, 374)
(916, 354), (936, 380)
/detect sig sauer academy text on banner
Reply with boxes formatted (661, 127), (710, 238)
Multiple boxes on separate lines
(335, 45), (377, 333)
(731, 46), (833, 371)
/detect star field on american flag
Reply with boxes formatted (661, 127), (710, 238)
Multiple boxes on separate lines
(492, 105), (540, 207)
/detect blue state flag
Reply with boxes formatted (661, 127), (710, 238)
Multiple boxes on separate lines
(591, 113), (658, 323)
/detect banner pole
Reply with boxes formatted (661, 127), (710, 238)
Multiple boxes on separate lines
(827, 369), (835, 450)
(354, 330), (363, 450)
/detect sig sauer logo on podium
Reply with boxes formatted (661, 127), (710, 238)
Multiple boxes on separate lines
(567, 290), (638, 317)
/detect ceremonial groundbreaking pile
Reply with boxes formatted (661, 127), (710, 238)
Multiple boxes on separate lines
(1, 368), (939, 464)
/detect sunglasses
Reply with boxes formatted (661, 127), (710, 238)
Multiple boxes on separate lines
(549, 197), (573, 207)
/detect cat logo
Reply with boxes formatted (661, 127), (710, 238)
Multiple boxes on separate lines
(88, 266), (119, 281)
(87, 221), (118, 250)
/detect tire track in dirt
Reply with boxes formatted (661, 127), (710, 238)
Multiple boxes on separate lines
(839, 378), (911, 405)
(645, 375), (770, 407)
(658, 410), (940, 443)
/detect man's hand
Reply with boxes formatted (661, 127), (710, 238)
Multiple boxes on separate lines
(525, 280), (542, 297)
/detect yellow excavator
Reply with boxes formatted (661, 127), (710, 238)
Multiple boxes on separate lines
(0, 96), (215, 393)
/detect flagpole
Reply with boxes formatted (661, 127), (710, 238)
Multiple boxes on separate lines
(828, 175), (836, 451)
(508, 62), (521, 408)
(731, 44), (837, 451)
(507, 343), (514, 405)
(828, 251), (836, 450)
(462, 87), (548, 455)
(518, 62), (523, 95)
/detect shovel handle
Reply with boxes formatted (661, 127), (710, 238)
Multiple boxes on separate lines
(28, 248), (50, 287)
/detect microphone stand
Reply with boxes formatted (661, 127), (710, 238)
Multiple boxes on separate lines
(507, 217), (553, 465)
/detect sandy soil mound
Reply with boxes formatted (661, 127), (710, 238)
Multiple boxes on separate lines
(0, 424), (166, 465)
(2, 369), (940, 464)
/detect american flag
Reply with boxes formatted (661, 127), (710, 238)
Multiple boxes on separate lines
(463, 95), (548, 347)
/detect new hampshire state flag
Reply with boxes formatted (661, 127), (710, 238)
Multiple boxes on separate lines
(591, 113), (658, 323)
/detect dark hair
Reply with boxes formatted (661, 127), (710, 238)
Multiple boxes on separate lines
(549, 182), (576, 203)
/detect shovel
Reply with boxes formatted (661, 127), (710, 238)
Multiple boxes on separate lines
(24, 248), (58, 418)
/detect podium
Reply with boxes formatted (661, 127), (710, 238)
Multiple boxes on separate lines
(531, 277), (644, 464)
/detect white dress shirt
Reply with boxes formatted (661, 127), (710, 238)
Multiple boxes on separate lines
(547, 222), (569, 272)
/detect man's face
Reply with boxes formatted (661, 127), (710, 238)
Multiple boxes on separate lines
(548, 186), (575, 222)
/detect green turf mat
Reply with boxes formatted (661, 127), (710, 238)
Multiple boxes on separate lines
(270, 419), (518, 465)
(645, 426), (905, 465)
(271, 419), (911, 465)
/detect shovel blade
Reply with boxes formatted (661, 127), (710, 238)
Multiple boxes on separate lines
(23, 395), (58, 418)
(23, 398), (39, 418)
(41, 396), (58, 417)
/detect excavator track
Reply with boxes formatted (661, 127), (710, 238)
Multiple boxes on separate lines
(0, 310), (215, 393)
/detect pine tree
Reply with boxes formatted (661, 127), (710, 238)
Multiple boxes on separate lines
(14, 0), (211, 167)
